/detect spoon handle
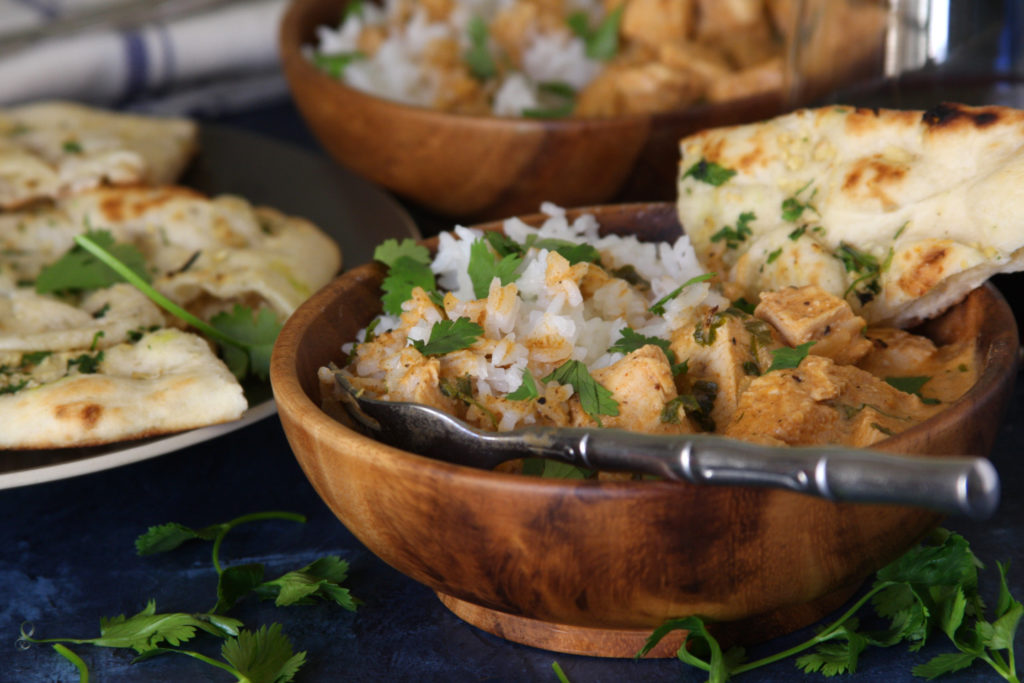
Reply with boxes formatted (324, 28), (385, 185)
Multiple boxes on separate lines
(528, 429), (1000, 519)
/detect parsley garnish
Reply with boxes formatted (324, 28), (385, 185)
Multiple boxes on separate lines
(681, 159), (737, 186)
(885, 375), (941, 404)
(835, 242), (890, 304)
(542, 360), (618, 425)
(410, 317), (483, 356)
(468, 238), (522, 298)
(781, 181), (816, 222)
(710, 212), (755, 249)
(641, 530), (1022, 682)
(567, 5), (623, 60)
(649, 273), (715, 315)
(766, 341), (815, 372)
(464, 16), (497, 79)
(507, 368), (539, 401)
(35, 230), (149, 294)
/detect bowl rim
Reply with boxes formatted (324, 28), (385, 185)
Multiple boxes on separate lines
(271, 201), (1022, 492)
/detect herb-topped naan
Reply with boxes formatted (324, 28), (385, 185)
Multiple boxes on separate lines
(0, 178), (342, 450)
(0, 101), (197, 210)
(676, 103), (1024, 326)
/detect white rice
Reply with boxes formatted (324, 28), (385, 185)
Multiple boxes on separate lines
(341, 204), (725, 418)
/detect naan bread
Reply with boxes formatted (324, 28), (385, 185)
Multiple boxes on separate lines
(0, 185), (343, 321)
(0, 184), (342, 450)
(0, 328), (247, 449)
(0, 101), (197, 209)
(676, 103), (1024, 326)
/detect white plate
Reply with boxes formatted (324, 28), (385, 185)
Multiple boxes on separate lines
(0, 123), (419, 490)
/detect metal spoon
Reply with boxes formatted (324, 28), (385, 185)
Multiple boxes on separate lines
(335, 375), (1000, 519)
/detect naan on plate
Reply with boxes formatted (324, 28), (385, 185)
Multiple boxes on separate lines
(676, 102), (1024, 326)
(0, 101), (197, 210)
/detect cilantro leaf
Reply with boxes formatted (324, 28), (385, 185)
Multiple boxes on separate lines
(542, 360), (618, 424)
(507, 368), (539, 401)
(135, 522), (220, 555)
(254, 556), (359, 611)
(210, 305), (282, 381)
(649, 273), (715, 315)
(483, 230), (525, 257)
(464, 16), (497, 79)
(35, 230), (150, 294)
(410, 317), (483, 356)
(220, 624), (307, 683)
(468, 238), (522, 298)
(532, 238), (601, 265)
(912, 651), (979, 679)
(215, 563), (266, 614)
(885, 376), (940, 404)
(681, 159), (737, 186)
(766, 341), (815, 372)
(567, 6), (623, 60)
(374, 238), (431, 268)
(380, 254), (437, 315)
(311, 51), (365, 78)
(607, 327), (682, 372)
(710, 212), (755, 249)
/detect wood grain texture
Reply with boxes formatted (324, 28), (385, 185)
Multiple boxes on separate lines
(278, 0), (794, 221)
(270, 203), (1020, 657)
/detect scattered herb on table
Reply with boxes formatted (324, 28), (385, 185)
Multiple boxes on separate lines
(639, 529), (1022, 682)
(19, 511), (358, 682)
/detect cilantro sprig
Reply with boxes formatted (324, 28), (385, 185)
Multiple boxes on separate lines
(543, 359), (618, 425)
(35, 230), (149, 294)
(374, 238), (438, 315)
(640, 530), (1022, 682)
(649, 273), (716, 316)
(468, 238), (522, 298)
(71, 233), (280, 380)
(410, 317), (483, 356)
(21, 511), (359, 682)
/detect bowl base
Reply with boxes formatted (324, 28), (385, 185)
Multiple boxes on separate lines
(437, 580), (862, 659)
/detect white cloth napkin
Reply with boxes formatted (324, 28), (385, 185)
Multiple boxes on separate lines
(0, 0), (289, 115)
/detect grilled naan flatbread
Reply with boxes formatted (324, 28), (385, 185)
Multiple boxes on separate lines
(0, 101), (197, 209)
(0, 185), (342, 322)
(0, 185), (342, 449)
(676, 102), (1024, 326)
(0, 327), (247, 449)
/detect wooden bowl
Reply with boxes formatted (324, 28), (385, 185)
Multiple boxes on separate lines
(278, 0), (882, 222)
(270, 203), (1020, 658)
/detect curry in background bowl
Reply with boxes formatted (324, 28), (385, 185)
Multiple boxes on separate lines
(279, 0), (888, 220)
(270, 203), (1019, 657)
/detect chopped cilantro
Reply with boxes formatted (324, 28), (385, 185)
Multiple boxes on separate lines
(468, 239), (522, 299)
(885, 375), (940, 404)
(710, 211), (755, 249)
(410, 317), (483, 356)
(681, 159), (737, 186)
(661, 380), (717, 431)
(607, 327), (684, 375)
(731, 297), (756, 315)
(649, 273), (715, 315)
(440, 375), (497, 428)
(766, 247), (783, 264)
(20, 350), (52, 367)
(532, 237), (601, 265)
(567, 5), (623, 60)
(522, 81), (576, 119)
(464, 16), (497, 79)
(35, 230), (150, 294)
(507, 368), (539, 401)
(766, 341), (815, 372)
(311, 51), (365, 79)
(62, 139), (83, 154)
(68, 351), (104, 374)
(0, 380), (28, 395)
(788, 225), (807, 240)
(542, 360), (618, 424)
(381, 255), (437, 315)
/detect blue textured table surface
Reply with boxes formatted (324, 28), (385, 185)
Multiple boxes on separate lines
(2, 99), (1023, 683)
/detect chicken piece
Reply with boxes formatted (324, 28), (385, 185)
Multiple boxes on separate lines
(425, 37), (491, 115)
(575, 59), (706, 117)
(491, 1), (568, 66)
(572, 345), (685, 433)
(755, 285), (873, 366)
(857, 327), (977, 405)
(695, 0), (781, 69)
(724, 354), (940, 446)
(707, 56), (784, 102)
(620, 0), (697, 51)
(670, 306), (780, 429)
(657, 41), (732, 85)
